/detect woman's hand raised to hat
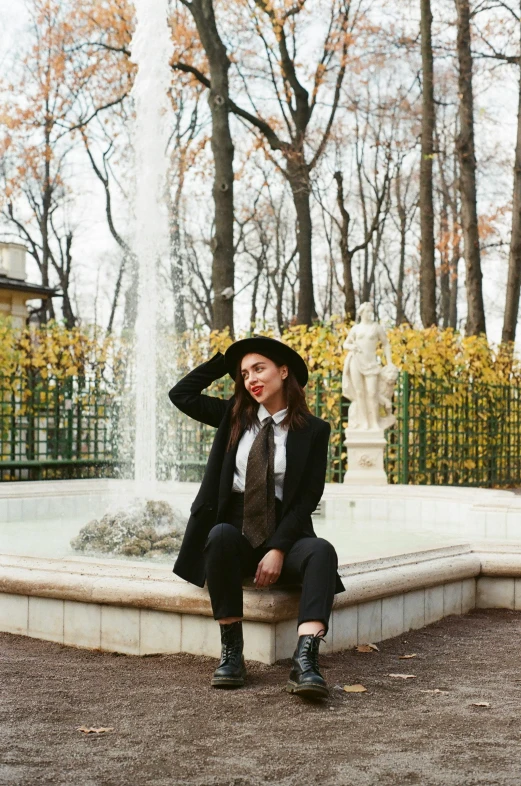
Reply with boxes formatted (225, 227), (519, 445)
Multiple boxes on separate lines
(254, 549), (284, 588)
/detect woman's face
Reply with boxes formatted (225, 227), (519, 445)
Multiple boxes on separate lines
(240, 353), (288, 408)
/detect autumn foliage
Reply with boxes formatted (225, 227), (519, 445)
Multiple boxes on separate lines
(175, 320), (521, 383)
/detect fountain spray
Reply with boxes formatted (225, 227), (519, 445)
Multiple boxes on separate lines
(130, 0), (174, 494)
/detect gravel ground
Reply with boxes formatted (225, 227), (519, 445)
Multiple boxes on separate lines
(2, 608), (521, 786)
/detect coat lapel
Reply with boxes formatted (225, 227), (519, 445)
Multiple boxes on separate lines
(282, 419), (312, 514)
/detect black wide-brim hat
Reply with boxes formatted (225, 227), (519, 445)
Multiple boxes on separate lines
(224, 335), (309, 387)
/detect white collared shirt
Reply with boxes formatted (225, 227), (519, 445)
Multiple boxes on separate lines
(232, 404), (288, 500)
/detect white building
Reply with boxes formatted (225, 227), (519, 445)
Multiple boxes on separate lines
(0, 243), (56, 327)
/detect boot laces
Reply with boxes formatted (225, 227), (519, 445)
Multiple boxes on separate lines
(302, 633), (324, 671)
(221, 643), (234, 661)
(220, 627), (241, 662)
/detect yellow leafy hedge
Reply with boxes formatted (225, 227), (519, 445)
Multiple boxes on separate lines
(174, 321), (521, 383)
(3, 318), (518, 383)
(0, 319), (119, 379)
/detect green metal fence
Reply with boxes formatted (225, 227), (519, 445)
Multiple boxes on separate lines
(0, 372), (118, 481)
(1, 370), (520, 486)
(385, 372), (521, 486)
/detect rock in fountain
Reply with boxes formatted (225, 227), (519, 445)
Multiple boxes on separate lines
(71, 499), (186, 558)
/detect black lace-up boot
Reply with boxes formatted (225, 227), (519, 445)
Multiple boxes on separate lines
(211, 622), (246, 688)
(286, 632), (328, 699)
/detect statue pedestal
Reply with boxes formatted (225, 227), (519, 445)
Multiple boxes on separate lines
(343, 428), (388, 486)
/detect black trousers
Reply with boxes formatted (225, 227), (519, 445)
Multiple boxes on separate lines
(203, 493), (338, 632)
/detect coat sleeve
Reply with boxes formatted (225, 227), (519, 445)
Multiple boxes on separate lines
(168, 352), (231, 428)
(265, 420), (331, 553)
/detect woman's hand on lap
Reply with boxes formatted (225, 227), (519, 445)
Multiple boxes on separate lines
(254, 549), (284, 588)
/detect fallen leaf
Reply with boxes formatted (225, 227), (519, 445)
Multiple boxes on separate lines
(355, 643), (379, 653)
(420, 689), (449, 694)
(399, 654), (417, 660)
(77, 726), (114, 734)
(472, 702), (491, 708)
(388, 673), (416, 679)
(343, 684), (367, 693)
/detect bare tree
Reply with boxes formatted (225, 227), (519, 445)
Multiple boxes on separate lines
(388, 160), (418, 325)
(332, 166), (391, 322)
(0, 0), (131, 326)
(167, 94), (204, 335)
(503, 53), (521, 343)
(436, 110), (461, 329)
(419, 0), (437, 326)
(236, 0), (352, 325)
(235, 176), (299, 332)
(495, 6), (521, 343)
(80, 127), (134, 333)
(175, 0), (353, 325)
(185, 231), (213, 329)
(465, 0), (521, 341)
(455, 0), (486, 335)
(177, 0), (235, 335)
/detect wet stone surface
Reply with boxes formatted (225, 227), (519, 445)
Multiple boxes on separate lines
(1, 609), (521, 785)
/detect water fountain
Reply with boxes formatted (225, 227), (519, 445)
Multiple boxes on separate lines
(130, 0), (174, 495)
(63, 0), (182, 558)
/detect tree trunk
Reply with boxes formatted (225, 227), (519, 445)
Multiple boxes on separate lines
(170, 172), (187, 335)
(455, 0), (486, 336)
(61, 232), (76, 328)
(440, 191), (451, 327)
(183, 0), (234, 335)
(502, 54), (521, 344)
(357, 148), (371, 303)
(287, 160), (316, 325)
(108, 256), (125, 333)
(81, 134), (135, 334)
(334, 171), (356, 322)
(250, 264), (262, 328)
(122, 257), (138, 332)
(395, 172), (408, 325)
(449, 197), (460, 329)
(41, 129), (55, 323)
(420, 0), (437, 326)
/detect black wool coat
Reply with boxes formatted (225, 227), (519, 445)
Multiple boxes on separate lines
(168, 352), (345, 594)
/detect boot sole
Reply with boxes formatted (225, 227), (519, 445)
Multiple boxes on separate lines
(286, 680), (329, 699)
(211, 676), (245, 689)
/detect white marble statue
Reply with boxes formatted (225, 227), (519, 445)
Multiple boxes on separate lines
(342, 302), (399, 431)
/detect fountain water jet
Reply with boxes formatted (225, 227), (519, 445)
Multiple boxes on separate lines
(130, 0), (174, 496)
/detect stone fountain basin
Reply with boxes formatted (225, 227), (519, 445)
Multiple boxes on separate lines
(0, 481), (520, 662)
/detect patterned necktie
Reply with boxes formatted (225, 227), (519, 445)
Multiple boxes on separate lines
(242, 416), (277, 548)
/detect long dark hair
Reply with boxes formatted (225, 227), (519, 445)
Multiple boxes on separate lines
(227, 354), (310, 449)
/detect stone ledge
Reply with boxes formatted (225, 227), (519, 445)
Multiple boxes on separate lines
(1, 479), (519, 506)
(475, 550), (521, 576)
(3, 548), (521, 662)
(334, 553), (480, 609)
(0, 544), (513, 624)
